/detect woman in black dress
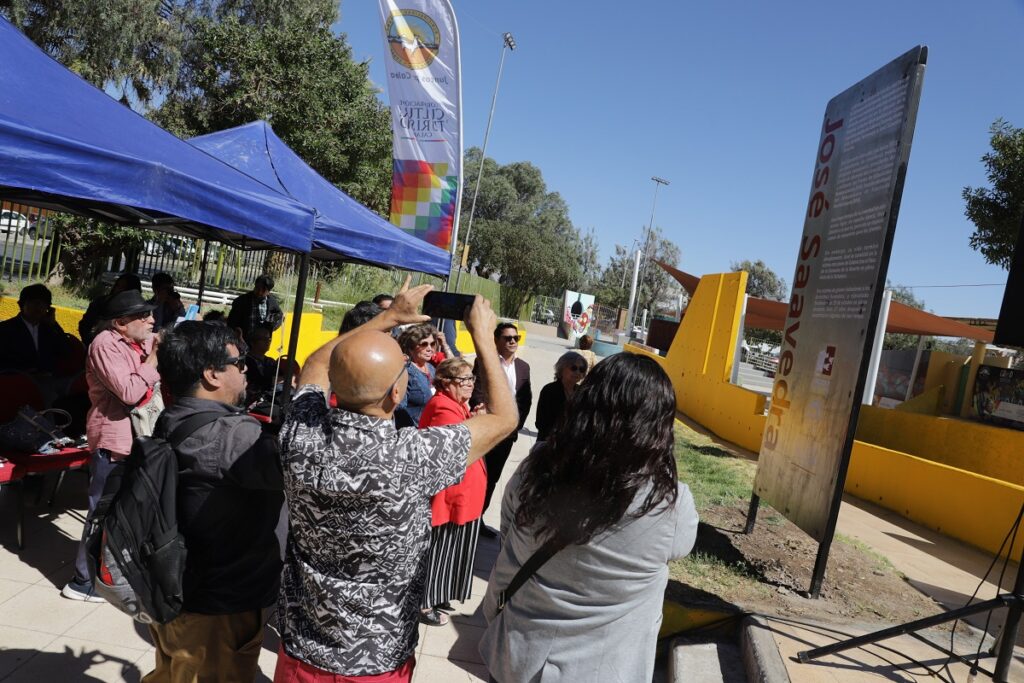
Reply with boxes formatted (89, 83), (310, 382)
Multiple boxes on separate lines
(535, 351), (588, 442)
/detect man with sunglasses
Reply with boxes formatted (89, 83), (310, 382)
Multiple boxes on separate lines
(471, 322), (533, 528)
(141, 321), (284, 682)
(275, 277), (519, 683)
(63, 289), (160, 602)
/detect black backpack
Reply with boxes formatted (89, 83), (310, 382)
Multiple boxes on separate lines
(85, 411), (221, 624)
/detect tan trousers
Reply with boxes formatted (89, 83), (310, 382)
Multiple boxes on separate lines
(143, 609), (265, 683)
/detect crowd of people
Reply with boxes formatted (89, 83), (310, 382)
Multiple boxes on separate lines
(1, 274), (698, 682)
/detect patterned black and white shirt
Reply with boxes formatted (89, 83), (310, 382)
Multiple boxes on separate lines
(278, 385), (471, 676)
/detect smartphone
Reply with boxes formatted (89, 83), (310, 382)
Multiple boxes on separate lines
(422, 291), (475, 321)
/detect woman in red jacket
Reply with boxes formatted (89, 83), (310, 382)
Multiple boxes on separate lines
(418, 357), (485, 626)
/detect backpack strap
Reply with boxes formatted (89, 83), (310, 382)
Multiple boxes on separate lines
(497, 536), (567, 612)
(165, 411), (225, 448)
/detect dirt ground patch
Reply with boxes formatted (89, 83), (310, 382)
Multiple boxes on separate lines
(668, 419), (969, 632)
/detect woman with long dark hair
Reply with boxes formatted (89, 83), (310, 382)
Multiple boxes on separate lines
(479, 353), (698, 683)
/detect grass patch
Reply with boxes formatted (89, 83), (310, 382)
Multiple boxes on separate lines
(670, 552), (770, 598)
(835, 533), (897, 573)
(674, 423), (755, 509)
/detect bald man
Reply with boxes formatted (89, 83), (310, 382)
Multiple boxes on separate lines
(275, 278), (518, 683)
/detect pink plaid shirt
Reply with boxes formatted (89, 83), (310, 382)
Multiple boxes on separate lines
(85, 329), (160, 458)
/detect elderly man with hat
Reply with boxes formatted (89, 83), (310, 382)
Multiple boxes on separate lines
(62, 289), (160, 602)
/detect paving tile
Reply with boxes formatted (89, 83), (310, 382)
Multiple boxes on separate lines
(0, 578), (32, 607)
(411, 652), (487, 682)
(449, 599), (487, 629)
(63, 603), (154, 650)
(2, 635), (146, 683)
(419, 621), (485, 665)
(0, 624), (58, 679)
(0, 584), (98, 635)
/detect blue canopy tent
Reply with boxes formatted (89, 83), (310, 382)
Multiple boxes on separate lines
(0, 17), (315, 252)
(189, 121), (451, 277)
(0, 16), (318, 388)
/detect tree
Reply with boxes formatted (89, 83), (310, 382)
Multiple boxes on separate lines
(963, 119), (1024, 269)
(593, 228), (683, 320)
(730, 259), (787, 301)
(154, 1), (392, 213)
(461, 149), (586, 313)
(0, 0), (185, 106)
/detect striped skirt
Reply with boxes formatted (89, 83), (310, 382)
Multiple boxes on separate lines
(421, 517), (482, 609)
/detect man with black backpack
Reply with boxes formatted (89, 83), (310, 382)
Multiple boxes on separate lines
(141, 321), (283, 682)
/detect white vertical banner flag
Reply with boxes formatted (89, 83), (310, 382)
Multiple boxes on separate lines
(378, 0), (462, 254)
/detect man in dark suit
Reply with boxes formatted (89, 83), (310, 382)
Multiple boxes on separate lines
(227, 274), (284, 344)
(0, 283), (68, 374)
(472, 322), (532, 532)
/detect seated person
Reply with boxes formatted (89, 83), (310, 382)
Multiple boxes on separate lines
(201, 310), (226, 323)
(150, 272), (186, 332)
(79, 273), (141, 347)
(338, 301), (381, 335)
(0, 284), (68, 375)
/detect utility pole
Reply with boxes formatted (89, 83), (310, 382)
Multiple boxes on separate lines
(453, 32), (516, 292)
(630, 176), (669, 331)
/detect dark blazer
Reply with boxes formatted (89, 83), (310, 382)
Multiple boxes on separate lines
(472, 356), (532, 439)
(0, 315), (67, 374)
(227, 292), (284, 340)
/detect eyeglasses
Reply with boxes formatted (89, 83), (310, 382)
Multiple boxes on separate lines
(451, 375), (476, 386)
(570, 365), (587, 373)
(223, 356), (247, 372)
(417, 340), (437, 349)
(379, 364), (409, 402)
(499, 334), (521, 343)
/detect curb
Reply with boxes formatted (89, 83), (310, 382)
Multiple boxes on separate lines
(740, 615), (791, 683)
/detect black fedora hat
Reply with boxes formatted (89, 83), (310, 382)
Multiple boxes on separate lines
(101, 290), (156, 320)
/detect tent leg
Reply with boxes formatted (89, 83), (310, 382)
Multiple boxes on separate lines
(196, 240), (211, 308)
(279, 253), (310, 407)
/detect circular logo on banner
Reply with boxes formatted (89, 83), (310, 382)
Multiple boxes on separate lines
(385, 10), (441, 70)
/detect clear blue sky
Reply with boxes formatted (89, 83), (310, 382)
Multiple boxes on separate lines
(336, 0), (1024, 318)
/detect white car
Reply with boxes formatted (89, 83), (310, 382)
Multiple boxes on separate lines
(0, 209), (30, 236)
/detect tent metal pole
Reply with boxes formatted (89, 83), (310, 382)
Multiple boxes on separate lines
(861, 289), (892, 405)
(904, 335), (926, 402)
(279, 252), (310, 407)
(196, 240), (211, 307)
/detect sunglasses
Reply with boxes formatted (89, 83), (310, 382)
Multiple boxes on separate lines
(499, 335), (521, 342)
(417, 340), (437, 348)
(223, 356), (247, 372)
(570, 365), (587, 373)
(379, 364), (409, 402)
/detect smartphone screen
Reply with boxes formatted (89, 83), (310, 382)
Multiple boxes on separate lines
(422, 292), (475, 321)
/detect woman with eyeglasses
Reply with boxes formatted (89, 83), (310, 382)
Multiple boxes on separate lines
(534, 351), (588, 442)
(479, 353), (698, 683)
(395, 323), (440, 428)
(417, 357), (485, 626)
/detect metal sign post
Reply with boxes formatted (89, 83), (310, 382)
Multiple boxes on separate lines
(748, 46), (927, 597)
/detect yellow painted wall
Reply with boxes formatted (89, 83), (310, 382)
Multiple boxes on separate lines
(893, 384), (944, 415)
(847, 441), (1024, 561)
(625, 272), (767, 453)
(855, 406), (1024, 485)
(1, 296), (86, 339)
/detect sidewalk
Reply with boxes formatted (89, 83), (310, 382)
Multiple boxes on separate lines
(0, 322), (571, 682)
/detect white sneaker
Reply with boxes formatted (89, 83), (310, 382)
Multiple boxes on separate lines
(61, 580), (105, 603)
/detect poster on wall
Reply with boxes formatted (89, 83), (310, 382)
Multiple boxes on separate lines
(973, 365), (1024, 431)
(559, 290), (595, 342)
(752, 46), (927, 553)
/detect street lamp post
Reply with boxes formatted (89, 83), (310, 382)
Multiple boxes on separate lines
(453, 32), (516, 292)
(628, 176), (670, 332)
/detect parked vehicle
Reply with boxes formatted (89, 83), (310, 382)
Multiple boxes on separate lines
(0, 209), (30, 236)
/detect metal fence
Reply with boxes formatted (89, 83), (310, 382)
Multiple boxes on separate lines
(1, 202), (63, 284)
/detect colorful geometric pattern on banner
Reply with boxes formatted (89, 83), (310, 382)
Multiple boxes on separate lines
(389, 159), (458, 248)
(378, 0), (462, 252)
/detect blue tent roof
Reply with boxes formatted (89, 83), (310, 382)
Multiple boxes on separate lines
(0, 17), (314, 252)
(189, 121), (452, 277)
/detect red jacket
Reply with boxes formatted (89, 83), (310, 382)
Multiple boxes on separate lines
(419, 391), (486, 526)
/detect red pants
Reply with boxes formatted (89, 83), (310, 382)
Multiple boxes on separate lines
(273, 646), (415, 683)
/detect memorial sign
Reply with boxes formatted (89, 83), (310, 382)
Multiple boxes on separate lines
(752, 47), (927, 586)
